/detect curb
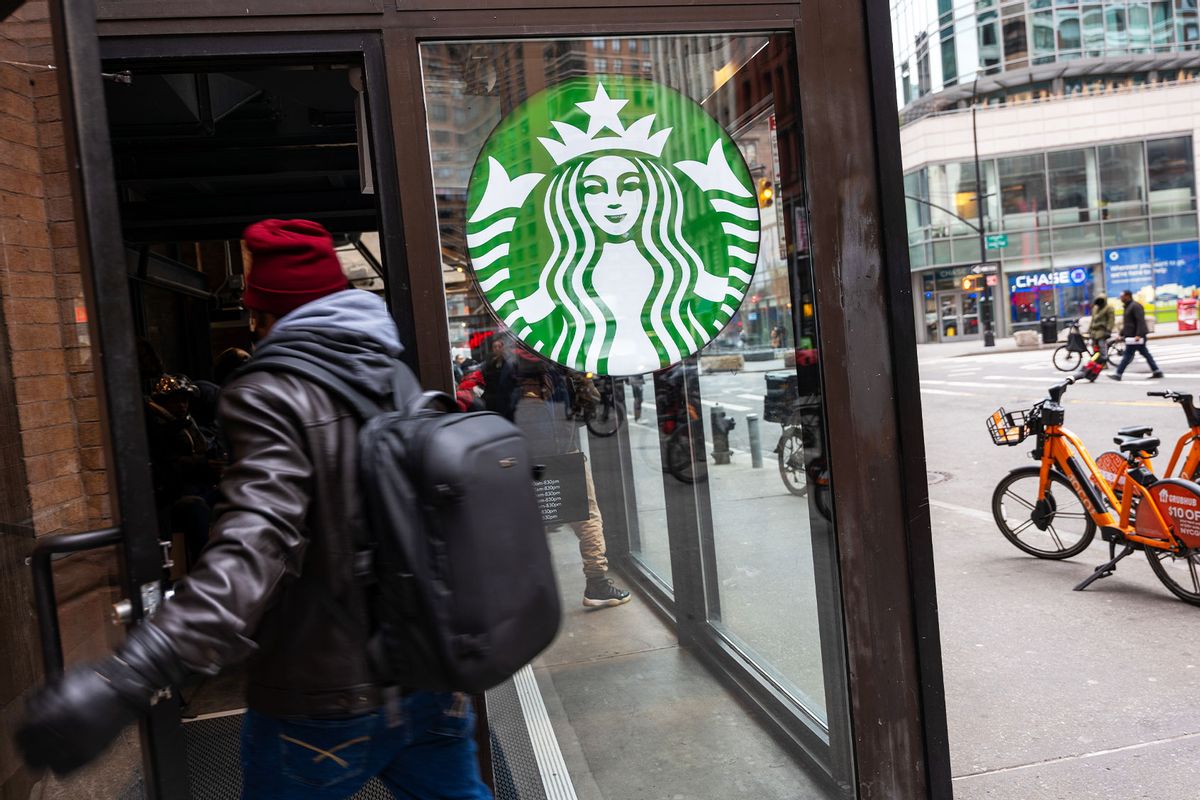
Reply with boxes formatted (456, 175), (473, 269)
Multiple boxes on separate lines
(947, 329), (1200, 358)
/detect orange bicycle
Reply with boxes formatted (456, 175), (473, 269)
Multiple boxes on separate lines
(987, 377), (1200, 606)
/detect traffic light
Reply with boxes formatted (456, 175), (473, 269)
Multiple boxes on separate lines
(757, 178), (774, 208)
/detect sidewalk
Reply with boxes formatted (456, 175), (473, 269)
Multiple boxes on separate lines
(919, 322), (1200, 360)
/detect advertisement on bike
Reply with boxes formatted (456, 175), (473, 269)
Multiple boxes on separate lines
(1136, 480), (1200, 548)
(1092, 452), (1128, 497)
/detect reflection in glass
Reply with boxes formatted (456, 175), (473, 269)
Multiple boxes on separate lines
(423, 34), (851, 799)
(1100, 142), (1148, 218)
(1147, 136), (1196, 213)
(1000, 154), (1048, 229)
(1048, 148), (1098, 223)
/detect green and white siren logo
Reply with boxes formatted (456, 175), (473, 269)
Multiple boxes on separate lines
(466, 76), (760, 376)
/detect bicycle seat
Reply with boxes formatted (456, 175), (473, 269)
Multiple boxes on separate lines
(1117, 425), (1153, 438)
(1118, 436), (1159, 454)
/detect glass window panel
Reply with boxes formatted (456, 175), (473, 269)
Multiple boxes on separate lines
(1153, 1), (1175, 46)
(940, 29), (958, 83)
(1106, 218), (1152, 244)
(953, 236), (983, 263)
(1058, 7), (1082, 50)
(979, 20), (1003, 68)
(1048, 148), (1099, 223)
(910, 243), (930, 269)
(1004, 13), (1030, 66)
(1129, 2), (1153, 51)
(1147, 136), (1196, 213)
(1051, 224), (1102, 250)
(420, 34), (852, 797)
(1107, 4), (1129, 52)
(1153, 212), (1200, 240)
(1033, 9), (1057, 59)
(1083, 3), (1106, 54)
(999, 154), (1049, 228)
(933, 239), (953, 263)
(1099, 142), (1147, 218)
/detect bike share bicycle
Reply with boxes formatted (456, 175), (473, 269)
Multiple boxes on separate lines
(987, 377), (1200, 605)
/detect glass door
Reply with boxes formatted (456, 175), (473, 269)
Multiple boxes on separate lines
(961, 291), (981, 336)
(938, 293), (962, 338)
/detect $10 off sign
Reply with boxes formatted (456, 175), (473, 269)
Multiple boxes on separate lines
(1138, 482), (1200, 548)
(465, 77), (761, 376)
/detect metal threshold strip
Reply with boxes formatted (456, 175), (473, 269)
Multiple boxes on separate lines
(172, 667), (577, 800)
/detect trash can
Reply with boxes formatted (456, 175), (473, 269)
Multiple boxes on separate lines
(1040, 316), (1058, 345)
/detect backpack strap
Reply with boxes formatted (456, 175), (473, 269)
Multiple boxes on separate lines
(390, 362), (458, 416)
(240, 355), (384, 420)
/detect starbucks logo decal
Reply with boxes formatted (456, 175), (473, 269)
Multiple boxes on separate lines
(466, 76), (760, 375)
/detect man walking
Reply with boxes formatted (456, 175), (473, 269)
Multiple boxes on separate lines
(1107, 290), (1164, 381)
(17, 219), (492, 799)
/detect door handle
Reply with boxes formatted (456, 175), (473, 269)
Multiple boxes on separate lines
(30, 527), (122, 678)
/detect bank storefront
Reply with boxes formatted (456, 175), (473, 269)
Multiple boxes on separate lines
(0, 1), (948, 799)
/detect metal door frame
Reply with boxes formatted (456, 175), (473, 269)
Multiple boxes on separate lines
(50, 1), (952, 798)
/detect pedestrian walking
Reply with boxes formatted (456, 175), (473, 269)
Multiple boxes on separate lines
(1107, 290), (1164, 381)
(17, 219), (493, 799)
(1088, 296), (1115, 362)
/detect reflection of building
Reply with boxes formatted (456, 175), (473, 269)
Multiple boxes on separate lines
(893, 1), (1200, 342)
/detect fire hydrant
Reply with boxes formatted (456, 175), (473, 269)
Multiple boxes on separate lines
(711, 405), (736, 465)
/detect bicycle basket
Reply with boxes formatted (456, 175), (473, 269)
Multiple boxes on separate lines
(987, 407), (1039, 446)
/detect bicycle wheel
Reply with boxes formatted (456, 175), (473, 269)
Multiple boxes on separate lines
(991, 466), (1096, 559)
(586, 401), (623, 437)
(1109, 338), (1126, 359)
(1052, 345), (1082, 372)
(665, 430), (699, 484)
(777, 429), (808, 497)
(1145, 546), (1200, 606)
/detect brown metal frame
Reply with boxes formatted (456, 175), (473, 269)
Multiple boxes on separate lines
(39, 1), (953, 797)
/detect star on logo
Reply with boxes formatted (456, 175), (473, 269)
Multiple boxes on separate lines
(576, 82), (628, 136)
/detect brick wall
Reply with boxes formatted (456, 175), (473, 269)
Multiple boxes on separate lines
(1, 4), (124, 797)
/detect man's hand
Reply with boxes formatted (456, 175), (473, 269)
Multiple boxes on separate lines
(16, 664), (143, 775)
(16, 623), (185, 776)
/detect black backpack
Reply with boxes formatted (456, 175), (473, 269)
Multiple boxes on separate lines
(241, 354), (561, 693)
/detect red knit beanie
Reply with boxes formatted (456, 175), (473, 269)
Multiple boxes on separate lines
(242, 219), (349, 317)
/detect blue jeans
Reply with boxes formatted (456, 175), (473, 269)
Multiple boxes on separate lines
(240, 691), (493, 799)
(1114, 342), (1161, 376)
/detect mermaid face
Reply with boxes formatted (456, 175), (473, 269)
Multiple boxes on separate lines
(581, 156), (644, 238)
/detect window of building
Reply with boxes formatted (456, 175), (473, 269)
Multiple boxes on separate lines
(1099, 142), (1148, 218)
(1003, 8), (1029, 67)
(1032, 9), (1056, 61)
(1178, 0), (1200, 48)
(979, 17), (1002, 69)
(628, 39), (638, 53)
(1048, 148), (1099, 224)
(999, 154), (1049, 229)
(1130, 1), (1153, 51)
(613, 59), (623, 73)
(1057, 6), (1082, 57)
(1107, 4), (1129, 52)
(1083, 3), (1106, 55)
(1146, 136), (1196, 213)
(594, 57), (608, 72)
(429, 103), (448, 122)
(940, 24), (958, 84)
(1153, 1), (1175, 47)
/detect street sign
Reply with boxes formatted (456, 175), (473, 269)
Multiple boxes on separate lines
(975, 262), (1000, 274)
(985, 233), (1008, 250)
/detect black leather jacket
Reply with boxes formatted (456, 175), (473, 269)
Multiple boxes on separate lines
(149, 369), (380, 717)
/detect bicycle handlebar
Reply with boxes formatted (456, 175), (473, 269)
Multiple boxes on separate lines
(1147, 390), (1200, 427)
(1047, 376), (1076, 403)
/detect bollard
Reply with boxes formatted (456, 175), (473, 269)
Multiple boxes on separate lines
(710, 405), (735, 465)
(747, 414), (762, 468)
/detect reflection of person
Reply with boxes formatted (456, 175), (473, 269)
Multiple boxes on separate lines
(482, 335), (518, 419)
(19, 218), (491, 798)
(512, 152), (738, 374)
(629, 374), (645, 421)
(511, 347), (630, 609)
(1108, 290), (1164, 381)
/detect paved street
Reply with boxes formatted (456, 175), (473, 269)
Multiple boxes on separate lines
(597, 337), (1200, 798)
(917, 337), (1200, 799)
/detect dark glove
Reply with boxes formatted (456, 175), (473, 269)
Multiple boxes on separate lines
(16, 623), (185, 776)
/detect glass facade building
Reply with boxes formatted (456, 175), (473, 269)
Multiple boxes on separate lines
(906, 135), (1199, 338)
(893, 1), (1200, 115)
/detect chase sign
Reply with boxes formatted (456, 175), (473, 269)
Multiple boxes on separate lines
(1008, 267), (1089, 293)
